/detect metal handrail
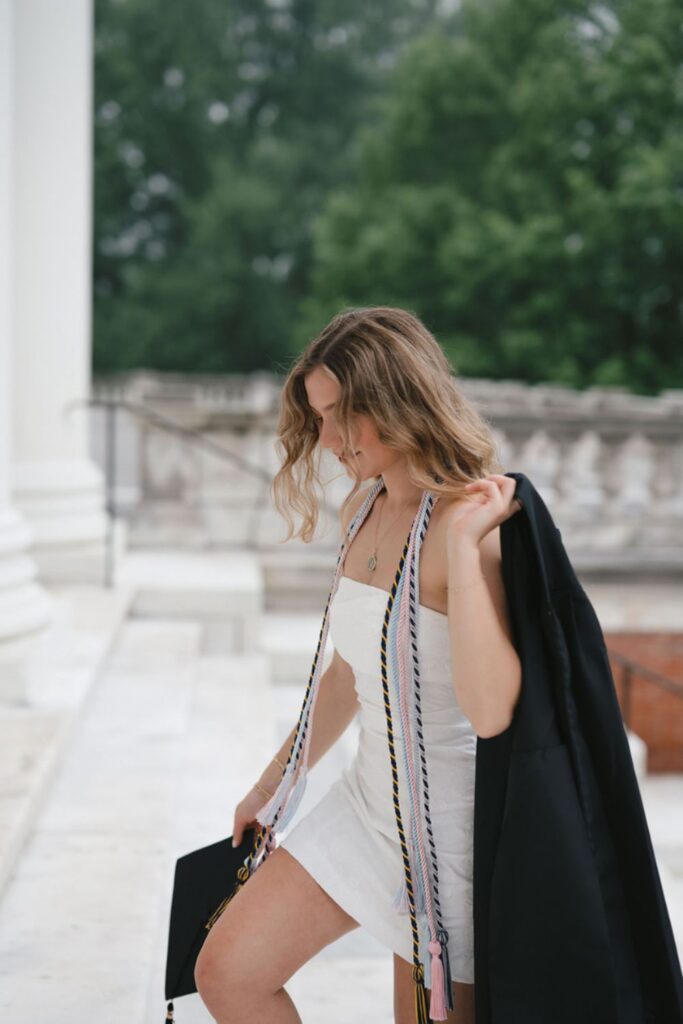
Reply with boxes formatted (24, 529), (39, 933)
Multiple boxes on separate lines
(66, 396), (337, 586)
(606, 647), (683, 731)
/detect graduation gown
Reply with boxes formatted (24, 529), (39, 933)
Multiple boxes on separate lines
(473, 471), (683, 1023)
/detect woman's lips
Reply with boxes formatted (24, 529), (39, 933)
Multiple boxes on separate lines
(339, 451), (361, 461)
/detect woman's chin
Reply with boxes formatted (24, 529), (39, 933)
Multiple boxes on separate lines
(340, 460), (366, 481)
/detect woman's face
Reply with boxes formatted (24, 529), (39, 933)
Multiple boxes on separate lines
(304, 366), (394, 480)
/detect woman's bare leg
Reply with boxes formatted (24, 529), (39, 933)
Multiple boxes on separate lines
(393, 952), (475, 1024)
(195, 846), (360, 1023)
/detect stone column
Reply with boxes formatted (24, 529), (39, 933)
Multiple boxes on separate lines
(0, 0), (52, 694)
(11, 0), (109, 582)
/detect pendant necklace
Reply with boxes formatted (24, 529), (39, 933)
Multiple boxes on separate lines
(367, 487), (420, 573)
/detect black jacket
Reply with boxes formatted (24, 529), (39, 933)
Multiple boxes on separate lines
(473, 471), (683, 1023)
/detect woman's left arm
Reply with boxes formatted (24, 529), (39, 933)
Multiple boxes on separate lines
(445, 474), (523, 739)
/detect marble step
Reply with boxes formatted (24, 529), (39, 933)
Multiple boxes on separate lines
(0, 707), (68, 897)
(638, 773), (683, 962)
(259, 609), (333, 685)
(117, 549), (263, 653)
(0, 618), (203, 1023)
(260, 547), (339, 613)
(143, 651), (278, 1020)
(0, 585), (131, 899)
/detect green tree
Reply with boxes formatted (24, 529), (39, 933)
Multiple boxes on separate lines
(93, 0), (441, 372)
(303, 0), (683, 392)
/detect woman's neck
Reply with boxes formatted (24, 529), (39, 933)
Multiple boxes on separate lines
(377, 466), (424, 513)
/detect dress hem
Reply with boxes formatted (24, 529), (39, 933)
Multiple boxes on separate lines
(278, 839), (475, 986)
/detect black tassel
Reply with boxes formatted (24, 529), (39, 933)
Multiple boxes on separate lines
(437, 928), (454, 1011)
(165, 999), (174, 1021)
(413, 963), (431, 1024)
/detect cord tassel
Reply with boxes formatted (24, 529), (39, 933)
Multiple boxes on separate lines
(427, 940), (448, 1020)
(165, 999), (174, 1021)
(413, 963), (431, 1024)
(437, 928), (455, 1011)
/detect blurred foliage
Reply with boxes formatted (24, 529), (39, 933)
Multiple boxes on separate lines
(94, 0), (683, 392)
(93, 0), (440, 372)
(302, 0), (683, 391)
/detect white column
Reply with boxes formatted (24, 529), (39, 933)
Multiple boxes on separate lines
(0, 0), (52, 691)
(11, 0), (109, 583)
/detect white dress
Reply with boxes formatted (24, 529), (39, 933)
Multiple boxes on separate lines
(279, 575), (477, 984)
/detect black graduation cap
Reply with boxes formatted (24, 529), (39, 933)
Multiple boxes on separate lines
(164, 827), (258, 1021)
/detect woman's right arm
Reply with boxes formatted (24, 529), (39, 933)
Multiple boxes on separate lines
(231, 487), (366, 844)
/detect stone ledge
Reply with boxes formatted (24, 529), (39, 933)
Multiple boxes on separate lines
(117, 549), (263, 653)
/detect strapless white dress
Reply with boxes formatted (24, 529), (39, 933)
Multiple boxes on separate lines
(279, 575), (477, 984)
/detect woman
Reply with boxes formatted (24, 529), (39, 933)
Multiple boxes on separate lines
(195, 305), (524, 1023)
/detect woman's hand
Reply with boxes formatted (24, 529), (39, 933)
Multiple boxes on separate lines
(232, 785), (272, 847)
(445, 473), (522, 548)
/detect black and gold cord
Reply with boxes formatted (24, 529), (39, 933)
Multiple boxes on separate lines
(380, 530), (432, 1024)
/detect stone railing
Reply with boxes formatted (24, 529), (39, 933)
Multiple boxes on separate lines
(90, 371), (683, 578)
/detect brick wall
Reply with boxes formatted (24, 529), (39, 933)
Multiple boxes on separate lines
(604, 632), (683, 773)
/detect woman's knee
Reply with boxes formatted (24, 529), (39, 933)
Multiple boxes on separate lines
(194, 881), (267, 1004)
(194, 845), (359, 1003)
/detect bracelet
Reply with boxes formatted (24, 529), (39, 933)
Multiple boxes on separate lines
(253, 781), (275, 799)
(252, 755), (287, 800)
(450, 573), (487, 593)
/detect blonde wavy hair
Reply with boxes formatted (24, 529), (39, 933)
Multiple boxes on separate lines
(271, 305), (503, 543)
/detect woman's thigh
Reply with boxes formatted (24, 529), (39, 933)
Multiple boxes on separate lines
(195, 846), (360, 1001)
(393, 952), (475, 1024)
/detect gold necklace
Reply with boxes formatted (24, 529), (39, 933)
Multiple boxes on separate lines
(367, 489), (420, 573)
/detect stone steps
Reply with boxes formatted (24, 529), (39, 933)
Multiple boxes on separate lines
(143, 651), (279, 1020)
(0, 586), (131, 899)
(116, 549), (263, 654)
(259, 608), (333, 685)
(638, 774), (683, 963)
(0, 617), (203, 1021)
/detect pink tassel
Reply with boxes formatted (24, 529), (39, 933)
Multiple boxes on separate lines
(428, 939), (448, 1021)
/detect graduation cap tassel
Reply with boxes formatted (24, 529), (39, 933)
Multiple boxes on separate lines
(165, 999), (174, 1021)
(413, 963), (431, 1024)
(437, 928), (454, 1012)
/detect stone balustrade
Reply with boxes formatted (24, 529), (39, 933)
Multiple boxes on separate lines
(90, 371), (683, 578)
